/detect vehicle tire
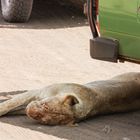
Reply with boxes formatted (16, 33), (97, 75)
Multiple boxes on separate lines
(1, 0), (33, 22)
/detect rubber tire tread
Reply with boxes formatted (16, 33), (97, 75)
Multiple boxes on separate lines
(1, 0), (33, 22)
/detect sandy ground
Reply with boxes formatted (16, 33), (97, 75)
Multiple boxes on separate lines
(0, 0), (140, 140)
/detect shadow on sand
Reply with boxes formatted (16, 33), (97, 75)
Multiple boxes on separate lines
(0, 0), (88, 30)
(0, 90), (140, 140)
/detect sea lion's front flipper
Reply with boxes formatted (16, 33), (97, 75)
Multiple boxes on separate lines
(0, 91), (38, 116)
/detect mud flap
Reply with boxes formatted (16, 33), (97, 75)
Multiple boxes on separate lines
(90, 37), (119, 62)
(87, 0), (119, 62)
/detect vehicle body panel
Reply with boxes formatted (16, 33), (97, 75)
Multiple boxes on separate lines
(99, 0), (140, 62)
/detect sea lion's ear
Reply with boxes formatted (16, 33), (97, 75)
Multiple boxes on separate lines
(63, 95), (79, 106)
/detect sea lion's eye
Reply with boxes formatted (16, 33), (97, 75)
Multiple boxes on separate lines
(63, 95), (79, 106)
(71, 97), (79, 106)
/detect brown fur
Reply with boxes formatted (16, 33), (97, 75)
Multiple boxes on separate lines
(0, 72), (140, 125)
(26, 96), (75, 125)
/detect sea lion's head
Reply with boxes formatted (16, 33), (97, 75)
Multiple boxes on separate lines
(26, 84), (95, 125)
(26, 95), (80, 125)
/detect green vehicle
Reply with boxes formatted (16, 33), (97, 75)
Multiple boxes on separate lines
(88, 0), (140, 63)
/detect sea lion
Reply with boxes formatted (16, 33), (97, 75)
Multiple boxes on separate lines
(0, 72), (140, 125)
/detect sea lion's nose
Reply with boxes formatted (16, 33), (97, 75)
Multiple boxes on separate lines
(26, 102), (44, 120)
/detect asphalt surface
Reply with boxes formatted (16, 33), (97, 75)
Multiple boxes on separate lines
(0, 0), (140, 140)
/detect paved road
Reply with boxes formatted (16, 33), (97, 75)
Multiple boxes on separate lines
(0, 0), (140, 140)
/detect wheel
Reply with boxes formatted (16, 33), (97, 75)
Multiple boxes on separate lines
(1, 0), (33, 22)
